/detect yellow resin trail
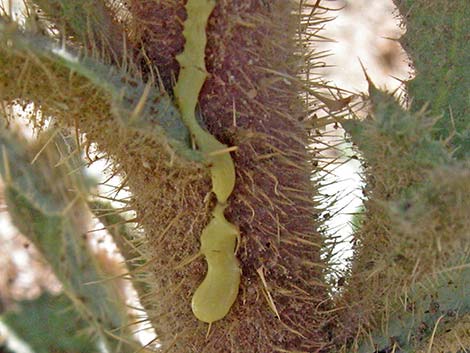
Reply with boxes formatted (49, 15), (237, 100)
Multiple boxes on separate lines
(173, 0), (241, 323)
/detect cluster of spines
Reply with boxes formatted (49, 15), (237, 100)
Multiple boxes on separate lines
(337, 71), (470, 352)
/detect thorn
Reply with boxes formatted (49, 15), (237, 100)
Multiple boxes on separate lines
(54, 148), (79, 168)
(1, 145), (12, 184)
(173, 252), (202, 270)
(427, 315), (445, 353)
(381, 35), (401, 42)
(140, 46), (158, 87)
(205, 322), (212, 340)
(206, 146), (238, 157)
(130, 81), (153, 123)
(256, 266), (281, 320)
(154, 66), (166, 93)
(113, 174), (129, 199)
(62, 194), (80, 215)
(121, 31), (128, 72)
(73, 115), (81, 154)
(232, 98), (237, 128)
(357, 57), (375, 93)
(444, 105), (456, 145)
(310, 91), (352, 112)
(134, 335), (159, 353)
(389, 84), (405, 99)
(31, 129), (59, 165)
(388, 74), (407, 86)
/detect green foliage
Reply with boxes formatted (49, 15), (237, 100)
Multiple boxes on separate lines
(341, 4), (470, 350)
(358, 265), (470, 353)
(343, 85), (451, 170)
(395, 0), (470, 158)
(1, 293), (97, 353)
(341, 84), (470, 352)
(0, 126), (139, 352)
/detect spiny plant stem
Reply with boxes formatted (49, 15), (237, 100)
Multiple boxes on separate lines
(337, 84), (470, 352)
(0, 17), (200, 161)
(1, 293), (98, 353)
(394, 0), (470, 158)
(0, 126), (139, 353)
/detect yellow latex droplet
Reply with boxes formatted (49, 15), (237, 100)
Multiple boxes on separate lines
(173, 0), (241, 323)
(191, 205), (240, 323)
